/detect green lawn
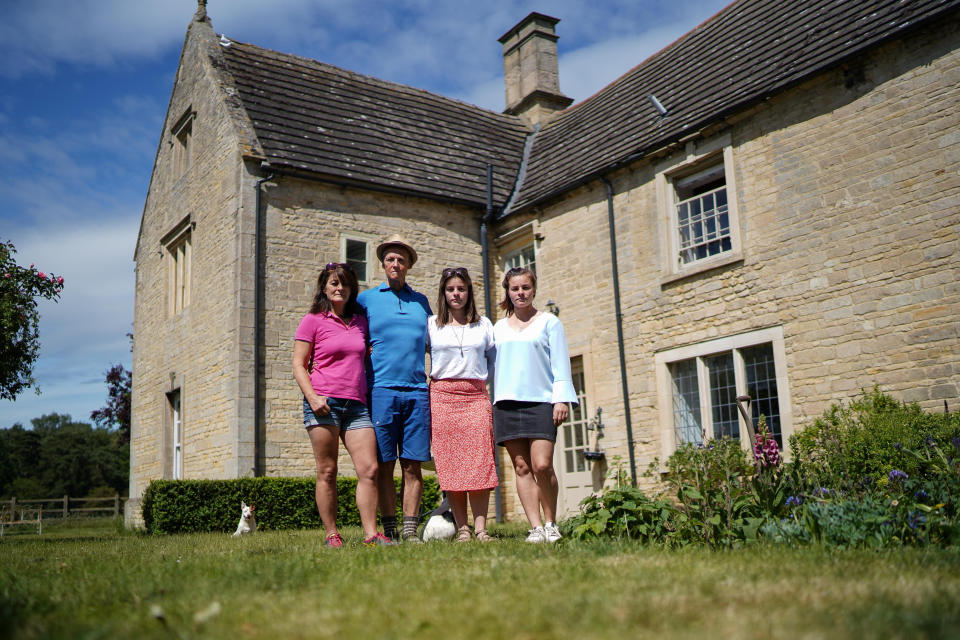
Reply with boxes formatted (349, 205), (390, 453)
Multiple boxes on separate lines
(2, 520), (959, 639)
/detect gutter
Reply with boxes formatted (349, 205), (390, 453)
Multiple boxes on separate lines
(480, 163), (503, 522)
(599, 176), (637, 486)
(253, 164), (275, 477)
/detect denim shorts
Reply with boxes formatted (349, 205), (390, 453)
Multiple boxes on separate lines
(370, 387), (431, 462)
(303, 397), (374, 431)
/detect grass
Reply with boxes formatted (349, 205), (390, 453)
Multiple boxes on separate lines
(2, 520), (959, 639)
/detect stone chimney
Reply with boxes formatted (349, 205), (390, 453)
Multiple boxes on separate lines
(498, 12), (573, 126)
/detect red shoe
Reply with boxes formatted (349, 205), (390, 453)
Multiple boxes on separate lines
(363, 532), (396, 547)
(325, 533), (344, 548)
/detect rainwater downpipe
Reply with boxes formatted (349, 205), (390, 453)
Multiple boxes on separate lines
(599, 176), (637, 485)
(253, 166), (274, 477)
(482, 163), (503, 522)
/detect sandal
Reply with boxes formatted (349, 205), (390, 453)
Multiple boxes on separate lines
(456, 525), (472, 542)
(474, 529), (494, 543)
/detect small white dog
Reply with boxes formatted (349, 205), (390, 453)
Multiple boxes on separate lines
(232, 501), (257, 536)
(420, 497), (456, 542)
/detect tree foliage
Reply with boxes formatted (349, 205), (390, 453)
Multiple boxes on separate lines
(91, 363), (132, 444)
(0, 239), (64, 400)
(0, 413), (128, 498)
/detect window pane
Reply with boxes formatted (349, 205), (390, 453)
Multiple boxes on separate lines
(671, 359), (702, 444)
(743, 344), (782, 446)
(676, 185), (731, 265)
(345, 239), (367, 282)
(706, 353), (738, 439)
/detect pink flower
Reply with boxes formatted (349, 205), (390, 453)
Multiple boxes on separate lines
(57, 276), (64, 284)
(37, 271), (47, 279)
(753, 429), (781, 468)
(3, 273), (10, 278)
(30, 263), (34, 268)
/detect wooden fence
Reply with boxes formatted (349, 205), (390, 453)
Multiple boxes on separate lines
(1, 494), (125, 520)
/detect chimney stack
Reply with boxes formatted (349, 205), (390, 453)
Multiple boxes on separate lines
(498, 12), (573, 126)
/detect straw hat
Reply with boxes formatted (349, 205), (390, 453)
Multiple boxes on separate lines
(376, 234), (418, 266)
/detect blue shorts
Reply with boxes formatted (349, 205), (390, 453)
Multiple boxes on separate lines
(303, 397), (374, 431)
(370, 387), (431, 462)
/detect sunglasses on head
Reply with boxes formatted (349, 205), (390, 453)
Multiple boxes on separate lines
(325, 262), (354, 272)
(442, 267), (469, 278)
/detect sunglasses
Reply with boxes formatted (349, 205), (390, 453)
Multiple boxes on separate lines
(325, 262), (354, 272)
(442, 267), (469, 278)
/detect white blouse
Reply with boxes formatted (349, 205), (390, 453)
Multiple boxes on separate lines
(426, 315), (496, 381)
(492, 312), (577, 405)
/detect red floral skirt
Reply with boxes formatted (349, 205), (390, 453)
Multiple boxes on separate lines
(430, 378), (499, 491)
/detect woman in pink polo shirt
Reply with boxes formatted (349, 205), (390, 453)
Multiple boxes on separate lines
(293, 263), (392, 547)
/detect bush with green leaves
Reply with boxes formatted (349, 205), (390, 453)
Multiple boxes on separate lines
(563, 459), (677, 543)
(663, 436), (757, 547)
(789, 387), (959, 494)
(141, 475), (440, 534)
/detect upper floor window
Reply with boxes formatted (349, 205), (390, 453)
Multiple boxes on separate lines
(655, 327), (793, 458)
(171, 110), (194, 179)
(162, 217), (193, 315)
(341, 233), (375, 287)
(657, 138), (742, 280)
(504, 244), (536, 275)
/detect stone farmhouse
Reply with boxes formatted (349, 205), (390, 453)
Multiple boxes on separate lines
(129, 0), (960, 525)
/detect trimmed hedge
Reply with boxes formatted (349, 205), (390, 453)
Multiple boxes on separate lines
(141, 476), (441, 534)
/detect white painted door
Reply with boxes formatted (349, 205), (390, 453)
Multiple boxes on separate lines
(556, 360), (594, 517)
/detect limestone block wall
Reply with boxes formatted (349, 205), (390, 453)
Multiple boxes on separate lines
(500, 17), (960, 505)
(130, 23), (250, 522)
(258, 179), (487, 477)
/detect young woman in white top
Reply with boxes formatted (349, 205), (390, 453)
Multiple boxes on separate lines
(426, 267), (498, 542)
(492, 266), (577, 543)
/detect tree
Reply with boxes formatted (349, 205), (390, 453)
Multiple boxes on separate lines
(0, 414), (128, 499)
(0, 239), (64, 400)
(91, 363), (132, 445)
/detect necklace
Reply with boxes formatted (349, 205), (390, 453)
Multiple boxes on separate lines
(452, 324), (467, 357)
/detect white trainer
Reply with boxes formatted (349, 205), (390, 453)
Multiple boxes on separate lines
(544, 523), (562, 543)
(525, 526), (547, 543)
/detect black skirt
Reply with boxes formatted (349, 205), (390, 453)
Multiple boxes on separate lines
(493, 400), (556, 446)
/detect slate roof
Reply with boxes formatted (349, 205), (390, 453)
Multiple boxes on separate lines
(507, 0), (960, 213)
(220, 42), (531, 207)
(214, 0), (959, 215)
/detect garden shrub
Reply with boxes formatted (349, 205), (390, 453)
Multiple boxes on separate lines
(141, 475), (440, 534)
(789, 387), (959, 494)
(664, 437), (756, 547)
(564, 462), (677, 543)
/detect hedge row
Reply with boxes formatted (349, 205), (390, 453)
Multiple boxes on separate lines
(141, 476), (441, 534)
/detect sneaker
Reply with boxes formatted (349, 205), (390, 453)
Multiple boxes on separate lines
(401, 530), (423, 544)
(524, 526), (547, 543)
(363, 533), (396, 547)
(544, 523), (562, 543)
(325, 533), (344, 548)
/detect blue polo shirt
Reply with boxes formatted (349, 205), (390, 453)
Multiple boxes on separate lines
(357, 282), (432, 389)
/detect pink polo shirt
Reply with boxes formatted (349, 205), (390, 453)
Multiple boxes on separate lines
(295, 311), (369, 404)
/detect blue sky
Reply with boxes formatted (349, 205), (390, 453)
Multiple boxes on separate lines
(0, 0), (730, 428)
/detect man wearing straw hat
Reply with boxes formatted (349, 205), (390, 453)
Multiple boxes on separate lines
(357, 234), (432, 543)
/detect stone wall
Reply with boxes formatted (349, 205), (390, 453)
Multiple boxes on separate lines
(129, 20), (254, 524)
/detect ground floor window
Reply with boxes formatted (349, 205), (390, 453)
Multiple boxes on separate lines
(168, 389), (183, 480)
(655, 327), (792, 456)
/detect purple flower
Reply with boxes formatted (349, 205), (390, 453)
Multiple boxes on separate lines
(753, 430), (781, 468)
(785, 496), (803, 507)
(914, 489), (928, 501)
(814, 487), (832, 497)
(888, 469), (908, 483)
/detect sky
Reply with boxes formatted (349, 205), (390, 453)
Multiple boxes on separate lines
(0, 0), (731, 429)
